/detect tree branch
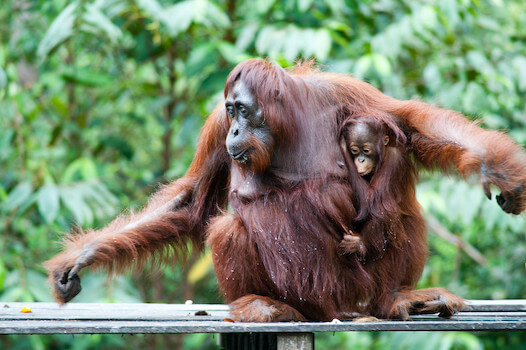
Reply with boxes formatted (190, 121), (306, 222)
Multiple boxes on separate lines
(426, 215), (487, 266)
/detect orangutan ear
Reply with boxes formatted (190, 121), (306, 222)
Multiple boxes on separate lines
(384, 135), (389, 146)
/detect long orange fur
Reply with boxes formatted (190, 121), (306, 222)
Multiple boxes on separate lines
(45, 59), (525, 320)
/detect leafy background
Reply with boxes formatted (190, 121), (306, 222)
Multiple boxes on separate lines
(1, 0), (525, 349)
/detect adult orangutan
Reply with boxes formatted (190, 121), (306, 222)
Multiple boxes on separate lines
(45, 59), (526, 322)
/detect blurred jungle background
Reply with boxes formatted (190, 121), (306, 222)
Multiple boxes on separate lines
(1, 0), (525, 349)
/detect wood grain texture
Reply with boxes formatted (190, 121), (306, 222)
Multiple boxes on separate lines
(1, 300), (525, 334)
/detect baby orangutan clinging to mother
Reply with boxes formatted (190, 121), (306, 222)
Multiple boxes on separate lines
(338, 115), (412, 264)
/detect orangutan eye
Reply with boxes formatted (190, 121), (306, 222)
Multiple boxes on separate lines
(226, 106), (234, 118)
(238, 105), (247, 116)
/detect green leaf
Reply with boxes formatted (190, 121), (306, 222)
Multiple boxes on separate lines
(0, 184), (7, 201)
(255, 25), (332, 62)
(138, 0), (212, 37)
(283, 26), (303, 62)
(13, 94), (26, 116)
(255, 0), (275, 14)
(423, 63), (442, 92)
(462, 82), (486, 113)
(325, 20), (352, 36)
(37, 2), (78, 60)
(87, 182), (118, 217)
(312, 29), (332, 61)
(326, 0), (346, 14)
(511, 56), (526, 91)
(3, 183), (33, 213)
(217, 42), (252, 65)
(29, 335), (45, 350)
(439, 0), (461, 29)
(160, 1), (195, 36)
(204, 1), (230, 28)
(60, 186), (93, 225)
(62, 157), (98, 183)
(302, 28), (318, 58)
(82, 3), (122, 42)
(236, 23), (258, 51)
(51, 96), (68, 116)
(26, 270), (53, 302)
(186, 43), (215, 76)
(62, 67), (114, 87)
(0, 66), (6, 89)
(37, 184), (60, 224)
(0, 286), (24, 302)
(0, 259), (5, 291)
(371, 53), (391, 77)
(255, 25), (276, 56)
(298, 0), (314, 12)
(371, 5), (439, 60)
(354, 55), (372, 78)
(0, 129), (14, 161)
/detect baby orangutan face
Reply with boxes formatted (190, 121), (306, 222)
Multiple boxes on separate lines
(347, 121), (389, 176)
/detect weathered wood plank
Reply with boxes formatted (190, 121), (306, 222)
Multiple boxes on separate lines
(464, 300), (526, 312)
(2, 300), (524, 321)
(0, 302), (229, 320)
(1, 317), (525, 334)
(1, 300), (525, 335)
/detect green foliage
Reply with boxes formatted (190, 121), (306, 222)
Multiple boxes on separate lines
(1, 0), (525, 348)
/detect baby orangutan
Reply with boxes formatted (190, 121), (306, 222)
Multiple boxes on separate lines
(345, 118), (390, 178)
(338, 115), (409, 260)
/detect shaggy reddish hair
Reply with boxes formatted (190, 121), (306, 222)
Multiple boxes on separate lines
(45, 59), (526, 321)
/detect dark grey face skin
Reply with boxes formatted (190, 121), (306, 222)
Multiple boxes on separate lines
(225, 82), (273, 164)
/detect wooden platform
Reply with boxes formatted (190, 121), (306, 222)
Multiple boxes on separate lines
(1, 300), (525, 335)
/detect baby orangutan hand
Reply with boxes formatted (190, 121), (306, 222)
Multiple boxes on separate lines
(338, 234), (366, 259)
